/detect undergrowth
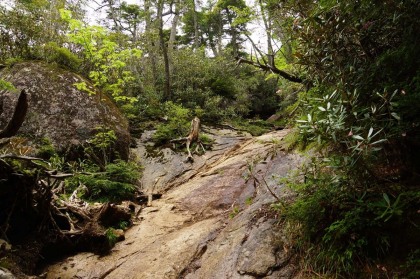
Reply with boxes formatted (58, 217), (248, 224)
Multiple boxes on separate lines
(277, 157), (420, 277)
(270, 1), (420, 277)
(34, 128), (141, 203)
(65, 159), (140, 202)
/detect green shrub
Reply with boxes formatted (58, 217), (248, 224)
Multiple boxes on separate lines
(105, 159), (140, 184)
(210, 77), (236, 99)
(153, 102), (192, 145)
(4, 57), (23, 66)
(278, 157), (420, 276)
(230, 119), (271, 136)
(41, 42), (81, 70)
(84, 126), (118, 167)
(105, 228), (118, 246)
(198, 134), (214, 145)
(36, 138), (57, 160)
(0, 79), (16, 91)
(65, 160), (140, 202)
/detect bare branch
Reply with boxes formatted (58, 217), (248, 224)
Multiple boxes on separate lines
(244, 33), (267, 65)
(235, 56), (303, 83)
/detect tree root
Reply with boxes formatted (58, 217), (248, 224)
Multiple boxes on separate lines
(0, 156), (134, 276)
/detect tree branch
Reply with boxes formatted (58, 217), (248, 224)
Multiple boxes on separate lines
(244, 33), (268, 65)
(235, 56), (303, 83)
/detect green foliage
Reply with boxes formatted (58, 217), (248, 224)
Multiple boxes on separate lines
(198, 134), (214, 146)
(43, 126), (141, 203)
(36, 138), (57, 160)
(4, 57), (24, 67)
(105, 159), (139, 184)
(84, 126), (117, 167)
(167, 49), (280, 122)
(60, 9), (141, 104)
(180, 0), (248, 55)
(41, 42), (81, 70)
(245, 196), (253, 206)
(0, 0), (82, 61)
(279, 158), (420, 276)
(88, 127), (117, 151)
(0, 79), (16, 91)
(153, 102), (192, 145)
(66, 160), (139, 202)
(105, 228), (118, 246)
(117, 221), (130, 230)
(230, 119), (271, 136)
(272, 0), (420, 276)
(229, 206), (240, 219)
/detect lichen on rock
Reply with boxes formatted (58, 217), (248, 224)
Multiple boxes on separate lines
(0, 61), (130, 159)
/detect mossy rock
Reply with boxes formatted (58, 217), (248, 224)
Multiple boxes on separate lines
(0, 61), (130, 159)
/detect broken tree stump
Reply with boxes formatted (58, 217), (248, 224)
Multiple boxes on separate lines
(170, 116), (204, 162)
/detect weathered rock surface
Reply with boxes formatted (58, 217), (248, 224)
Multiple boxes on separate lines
(45, 129), (302, 279)
(0, 61), (130, 159)
(134, 127), (252, 195)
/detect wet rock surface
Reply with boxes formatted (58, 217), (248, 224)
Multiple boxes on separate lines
(45, 129), (302, 279)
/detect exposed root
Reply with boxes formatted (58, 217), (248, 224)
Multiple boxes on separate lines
(0, 156), (133, 276)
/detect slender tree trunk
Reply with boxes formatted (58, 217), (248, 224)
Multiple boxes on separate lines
(209, 36), (218, 57)
(157, 0), (171, 100)
(144, 0), (158, 89)
(105, 0), (122, 32)
(225, 8), (238, 57)
(216, 14), (223, 56)
(259, 0), (274, 67)
(168, 2), (179, 51)
(192, 0), (200, 49)
(132, 18), (138, 43)
(168, 0), (179, 75)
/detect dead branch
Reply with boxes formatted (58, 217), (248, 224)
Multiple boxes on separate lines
(0, 154), (48, 163)
(49, 173), (74, 179)
(249, 167), (283, 204)
(60, 201), (92, 221)
(244, 33), (268, 65)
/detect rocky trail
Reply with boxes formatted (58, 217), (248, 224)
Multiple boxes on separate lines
(45, 128), (302, 279)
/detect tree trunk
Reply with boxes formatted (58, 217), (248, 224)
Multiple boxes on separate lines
(170, 117), (203, 162)
(157, 0), (171, 101)
(104, 0), (122, 32)
(216, 14), (223, 56)
(144, 0), (159, 89)
(259, 0), (274, 67)
(185, 116), (200, 159)
(193, 0), (200, 49)
(225, 8), (238, 57)
(168, 0), (179, 75)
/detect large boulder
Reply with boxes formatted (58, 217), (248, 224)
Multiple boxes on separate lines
(0, 61), (130, 159)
